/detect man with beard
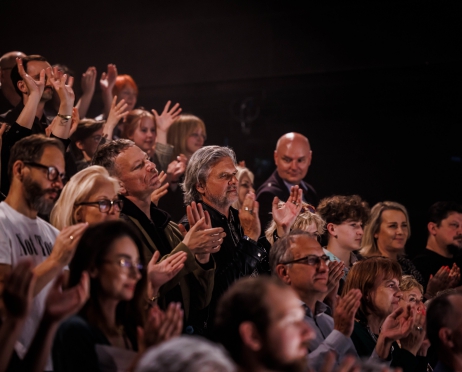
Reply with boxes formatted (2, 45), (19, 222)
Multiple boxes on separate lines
(412, 201), (462, 293)
(213, 275), (315, 372)
(0, 134), (88, 370)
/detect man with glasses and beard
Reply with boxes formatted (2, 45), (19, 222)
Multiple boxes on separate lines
(0, 134), (88, 371)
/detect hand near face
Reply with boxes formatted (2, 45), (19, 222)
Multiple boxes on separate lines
(239, 192), (261, 241)
(43, 271), (89, 324)
(151, 100), (182, 134)
(399, 306), (426, 356)
(272, 186), (303, 237)
(333, 288), (361, 337)
(147, 250), (187, 291)
(50, 223), (89, 267)
(106, 96), (129, 128)
(166, 154), (187, 184)
(380, 305), (414, 342)
(2, 259), (36, 320)
(150, 171), (168, 206)
(46, 66), (75, 110)
(99, 64), (117, 93)
(326, 260), (344, 294)
(16, 57), (45, 97)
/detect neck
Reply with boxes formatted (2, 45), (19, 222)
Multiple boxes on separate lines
(298, 290), (323, 313)
(366, 313), (384, 335)
(4, 188), (38, 219)
(326, 240), (353, 267)
(82, 151), (92, 162)
(378, 247), (399, 261)
(3, 85), (21, 106)
(23, 95), (45, 119)
(426, 237), (452, 258)
(202, 198), (230, 218)
(125, 195), (151, 218)
(98, 296), (119, 331)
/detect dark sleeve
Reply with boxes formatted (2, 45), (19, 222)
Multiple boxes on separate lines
(52, 317), (105, 372)
(213, 238), (269, 299)
(390, 346), (418, 372)
(50, 133), (71, 151)
(1, 122), (32, 196)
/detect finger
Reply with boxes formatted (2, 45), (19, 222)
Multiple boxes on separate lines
(163, 100), (171, 114)
(67, 75), (74, 88)
(17, 57), (26, 76)
(189, 217), (205, 232)
(204, 210), (212, 227)
(151, 109), (159, 118)
(165, 251), (187, 266)
(190, 202), (201, 223)
(197, 203), (206, 220)
(149, 250), (161, 266)
(39, 69), (46, 86)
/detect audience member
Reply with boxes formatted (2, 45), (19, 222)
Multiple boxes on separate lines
(412, 201), (462, 291)
(269, 229), (361, 370)
(342, 256), (426, 371)
(135, 335), (237, 372)
(360, 201), (425, 285)
(317, 194), (370, 285)
(0, 134), (88, 370)
(92, 139), (223, 332)
(256, 132), (319, 234)
(0, 51), (26, 114)
(52, 220), (182, 371)
(166, 113), (206, 160)
(213, 275), (315, 372)
(426, 291), (462, 372)
(231, 165), (255, 210)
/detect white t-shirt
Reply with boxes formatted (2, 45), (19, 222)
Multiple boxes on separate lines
(0, 201), (59, 370)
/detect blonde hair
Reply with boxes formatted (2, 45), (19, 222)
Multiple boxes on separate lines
(400, 275), (423, 294)
(167, 114), (206, 158)
(231, 165), (255, 210)
(122, 109), (155, 140)
(360, 201), (411, 257)
(264, 202), (326, 245)
(50, 166), (120, 230)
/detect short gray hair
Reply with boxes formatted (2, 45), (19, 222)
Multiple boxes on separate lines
(182, 145), (237, 205)
(269, 229), (313, 274)
(135, 335), (237, 372)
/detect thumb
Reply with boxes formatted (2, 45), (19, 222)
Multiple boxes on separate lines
(151, 109), (159, 118)
(190, 217), (205, 231)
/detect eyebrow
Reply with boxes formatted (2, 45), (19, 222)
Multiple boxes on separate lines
(115, 253), (140, 261)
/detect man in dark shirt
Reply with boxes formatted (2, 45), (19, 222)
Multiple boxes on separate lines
(256, 132), (319, 235)
(412, 201), (462, 292)
(0, 51), (26, 115)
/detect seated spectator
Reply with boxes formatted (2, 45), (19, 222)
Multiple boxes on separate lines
(342, 256), (427, 371)
(166, 113), (206, 161)
(426, 290), (462, 372)
(360, 201), (425, 286)
(213, 275), (315, 372)
(0, 51), (26, 114)
(134, 335), (237, 372)
(52, 220), (182, 371)
(316, 194), (370, 285)
(231, 165), (255, 211)
(269, 229), (361, 370)
(412, 201), (462, 294)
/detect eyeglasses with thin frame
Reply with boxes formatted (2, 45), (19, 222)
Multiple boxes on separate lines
(23, 161), (66, 182)
(75, 199), (123, 213)
(281, 254), (330, 267)
(102, 257), (144, 272)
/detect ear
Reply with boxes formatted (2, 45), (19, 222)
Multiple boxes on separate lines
(273, 150), (278, 165)
(17, 80), (28, 95)
(12, 160), (25, 181)
(439, 327), (454, 349)
(75, 140), (85, 151)
(89, 266), (99, 279)
(307, 150), (313, 166)
(428, 222), (438, 236)
(118, 179), (128, 196)
(239, 321), (262, 351)
(195, 181), (205, 195)
(276, 264), (291, 284)
(327, 223), (337, 237)
(73, 206), (83, 223)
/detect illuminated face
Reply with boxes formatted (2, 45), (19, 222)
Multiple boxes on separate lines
(196, 157), (238, 211)
(78, 128), (104, 160)
(75, 179), (120, 225)
(375, 210), (409, 256)
(432, 212), (462, 249)
(22, 146), (65, 215)
(185, 127), (206, 157)
(399, 287), (424, 311)
(117, 85), (137, 111)
(332, 219), (364, 251)
(130, 116), (156, 153)
(97, 235), (142, 302)
(258, 285), (314, 372)
(274, 137), (312, 185)
(370, 277), (402, 319)
(237, 173), (254, 206)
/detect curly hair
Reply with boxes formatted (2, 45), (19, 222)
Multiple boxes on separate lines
(317, 194), (370, 226)
(91, 139), (135, 177)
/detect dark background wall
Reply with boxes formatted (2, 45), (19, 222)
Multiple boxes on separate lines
(2, 0), (462, 256)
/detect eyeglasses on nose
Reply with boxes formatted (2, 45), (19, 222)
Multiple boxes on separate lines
(102, 258), (144, 272)
(23, 161), (66, 182)
(281, 254), (330, 266)
(75, 199), (124, 213)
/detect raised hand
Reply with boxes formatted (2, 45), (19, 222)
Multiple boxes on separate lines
(380, 305), (414, 342)
(186, 201), (212, 229)
(81, 66), (97, 95)
(151, 100), (182, 134)
(399, 306), (426, 356)
(272, 186), (303, 238)
(148, 250), (187, 291)
(150, 171), (168, 205)
(448, 263), (461, 288)
(2, 259), (36, 320)
(107, 96), (129, 127)
(239, 191), (261, 241)
(182, 217), (225, 262)
(99, 63), (117, 93)
(426, 265), (451, 298)
(333, 289), (361, 337)
(16, 57), (45, 97)
(166, 154), (187, 185)
(68, 107), (80, 137)
(43, 271), (89, 324)
(46, 66), (75, 110)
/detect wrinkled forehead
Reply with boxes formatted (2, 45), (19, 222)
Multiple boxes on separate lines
(289, 235), (323, 258)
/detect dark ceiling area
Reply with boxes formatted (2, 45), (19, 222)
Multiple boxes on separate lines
(2, 0), (462, 255)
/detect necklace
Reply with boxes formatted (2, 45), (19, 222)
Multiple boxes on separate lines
(365, 324), (394, 354)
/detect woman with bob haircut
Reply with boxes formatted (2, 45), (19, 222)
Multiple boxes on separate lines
(166, 113), (206, 160)
(231, 165), (255, 211)
(342, 256), (427, 371)
(50, 165), (122, 229)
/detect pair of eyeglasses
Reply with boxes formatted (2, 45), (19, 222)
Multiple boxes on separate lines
(23, 161), (66, 182)
(91, 135), (103, 143)
(300, 204), (316, 214)
(103, 258), (144, 272)
(281, 254), (330, 266)
(76, 199), (123, 213)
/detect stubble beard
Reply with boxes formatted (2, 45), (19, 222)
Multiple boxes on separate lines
(23, 176), (58, 215)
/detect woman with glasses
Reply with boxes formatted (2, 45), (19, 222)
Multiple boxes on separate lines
(52, 220), (151, 371)
(342, 256), (427, 371)
(50, 165), (122, 228)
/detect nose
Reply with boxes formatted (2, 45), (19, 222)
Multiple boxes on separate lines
(146, 160), (157, 173)
(394, 289), (403, 300)
(317, 258), (329, 272)
(230, 175), (238, 185)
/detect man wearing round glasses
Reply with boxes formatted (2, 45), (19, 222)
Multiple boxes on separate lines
(270, 230), (363, 370)
(0, 134), (88, 370)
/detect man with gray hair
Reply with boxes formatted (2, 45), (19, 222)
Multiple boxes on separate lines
(180, 145), (270, 335)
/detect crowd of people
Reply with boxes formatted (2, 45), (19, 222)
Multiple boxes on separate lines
(0, 50), (462, 372)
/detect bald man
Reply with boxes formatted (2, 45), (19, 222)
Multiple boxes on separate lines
(256, 132), (319, 234)
(0, 51), (26, 114)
